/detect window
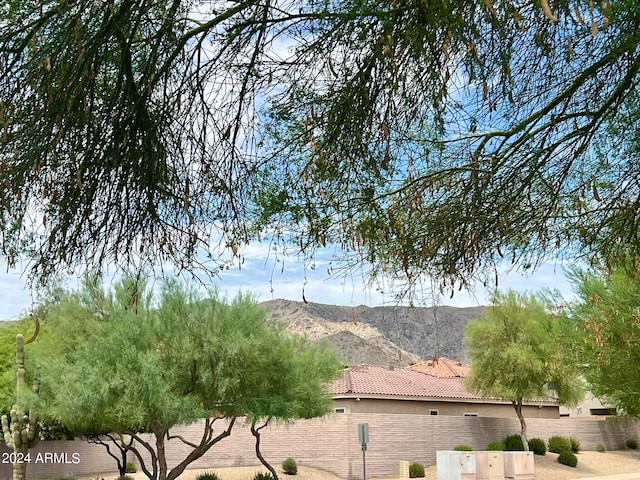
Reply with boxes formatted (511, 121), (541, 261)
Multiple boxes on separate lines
(429, 409), (439, 415)
(463, 413), (479, 417)
(334, 407), (346, 414)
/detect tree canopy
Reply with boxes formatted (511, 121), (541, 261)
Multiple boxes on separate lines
(465, 290), (583, 448)
(30, 275), (343, 480)
(567, 262), (640, 416)
(1, 0), (639, 292)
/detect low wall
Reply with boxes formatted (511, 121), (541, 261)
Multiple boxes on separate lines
(1, 414), (638, 480)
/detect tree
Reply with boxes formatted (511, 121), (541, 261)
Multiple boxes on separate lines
(465, 290), (583, 449)
(567, 262), (640, 416)
(30, 275), (343, 480)
(1, 1), (639, 293)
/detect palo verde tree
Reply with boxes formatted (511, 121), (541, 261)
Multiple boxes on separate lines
(465, 290), (583, 449)
(566, 261), (640, 416)
(31, 274), (342, 480)
(1, 1), (639, 296)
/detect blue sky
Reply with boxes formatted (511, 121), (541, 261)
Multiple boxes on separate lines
(0, 243), (577, 320)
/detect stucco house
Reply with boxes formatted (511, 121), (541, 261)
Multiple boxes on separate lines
(329, 357), (560, 418)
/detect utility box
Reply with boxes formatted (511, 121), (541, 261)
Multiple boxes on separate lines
(503, 451), (535, 480)
(399, 461), (410, 479)
(475, 451), (504, 480)
(436, 451), (476, 480)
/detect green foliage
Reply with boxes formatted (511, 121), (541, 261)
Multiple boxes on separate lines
(465, 290), (584, 446)
(282, 458), (298, 475)
(195, 472), (221, 480)
(527, 438), (546, 456)
(252, 474), (275, 480)
(453, 445), (473, 451)
(557, 450), (578, 468)
(568, 264), (640, 416)
(596, 443), (606, 453)
(485, 441), (505, 451)
(31, 276), (342, 480)
(125, 462), (136, 473)
(409, 463), (425, 478)
(504, 434), (525, 451)
(548, 436), (572, 454)
(569, 436), (581, 453)
(626, 439), (638, 450)
(116, 476), (135, 480)
(53, 475), (77, 480)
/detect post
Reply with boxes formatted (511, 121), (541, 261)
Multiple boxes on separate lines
(358, 423), (369, 480)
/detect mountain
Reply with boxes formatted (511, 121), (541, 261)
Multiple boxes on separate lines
(260, 299), (485, 366)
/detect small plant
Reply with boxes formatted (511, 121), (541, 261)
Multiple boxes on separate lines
(548, 435), (572, 454)
(596, 443), (606, 453)
(54, 476), (77, 480)
(569, 435), (581, 453)
(252, 474), (276, 480)
(116, 476), (135, 480)
(528, 438), (546, 456)
(195, 472), (222, 480)
(126, 461), (137, 473)
(282, 457), (298, 475)
(486, 440), (505, 451)
(409, 463), (425, 478)
(504, 434), (524, 451)
(626, 438), (639, 450)
(557, 449), (578, 467)
(453, 444), (473, 451)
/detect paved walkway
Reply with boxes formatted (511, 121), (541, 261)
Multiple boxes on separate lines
(574, 474), (640, 480)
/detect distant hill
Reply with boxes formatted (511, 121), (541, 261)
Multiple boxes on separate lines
(260, 299), (484, 366)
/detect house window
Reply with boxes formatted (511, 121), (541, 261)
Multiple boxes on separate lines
(463, 413), (479, 417)
(334, 407), (346, 414)
(429, 409), (439, 415)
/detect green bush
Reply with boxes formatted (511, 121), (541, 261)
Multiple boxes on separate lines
(486, 440), (505, 451)
(569, 435), (581, 453)
(252, 474), (276, 480)
(453, 444), (473, 451)
(626, 438), (638, 450)
(282, 458), (298, 475)
(596, 443), (606, 453)
(125, 462), (137, 473)
(116, 476), (135, 480)
(528, 438), (546, 456)
(504, 434), (525, 451)
(557, 450), (578, 467)
(409, 463), (425, 478)
(54, 476), (77, 480)
(195, 472), (221, 480)
(548, 435), (572, 454)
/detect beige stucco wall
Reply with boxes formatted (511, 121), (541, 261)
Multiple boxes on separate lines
(333, 398), (559, 418)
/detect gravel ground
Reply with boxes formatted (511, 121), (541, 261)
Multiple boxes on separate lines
(84, 450), (640, 480)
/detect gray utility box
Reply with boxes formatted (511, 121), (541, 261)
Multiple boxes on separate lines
(436, 451), (476, 480)
(475, 451), (504, 480)
(503, 451), (535, 480)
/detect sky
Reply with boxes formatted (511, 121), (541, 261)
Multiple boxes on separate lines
(0, 241), (578, 320)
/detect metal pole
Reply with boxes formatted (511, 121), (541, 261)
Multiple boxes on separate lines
(362, 443), (367, 480)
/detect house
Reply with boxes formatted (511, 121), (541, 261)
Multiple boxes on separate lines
(329, 358), (559, 418)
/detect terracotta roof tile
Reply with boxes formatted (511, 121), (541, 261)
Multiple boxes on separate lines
(407, 357), (471, 378)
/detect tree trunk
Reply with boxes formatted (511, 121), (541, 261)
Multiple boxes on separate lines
(251, 420), (278, 480)
(513, 400), (529, 451)
(155, 426), (168, 480)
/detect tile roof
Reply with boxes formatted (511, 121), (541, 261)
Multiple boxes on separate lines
(329, 364), (483, 400)
(407, 357), (471, 378)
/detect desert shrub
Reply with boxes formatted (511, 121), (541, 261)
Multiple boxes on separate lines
(528, 438), (546, 456)
(486, 440), (505, 451)
(504, 434), (525, 451)
(453, 444), (473, 451)
(252, 474), (276, 480)
(282, 458), (298, 475)
(195, 472), (221, 480)
(626, 438), (638, 450)
(548, 435), (572, 454)
(596, 443), (606, 453)
(409, 463), (425, 478)
(125, 462), (137, 473)
(569, 435), (581, 453)
(116, 476), (135, 480)
(557, 450), (578, 467)
(54, 476), (77, 480)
